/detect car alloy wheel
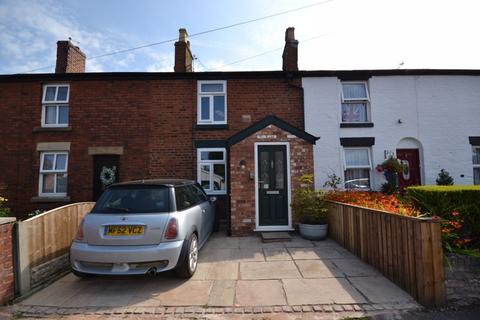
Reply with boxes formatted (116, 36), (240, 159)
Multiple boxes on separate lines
(188, 235), (198, 273)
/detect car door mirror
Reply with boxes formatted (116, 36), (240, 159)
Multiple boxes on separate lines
(209, 196), (217, 203)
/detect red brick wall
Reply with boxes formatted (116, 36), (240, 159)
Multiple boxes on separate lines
(0, 219), (15, 304)
(229, 125), (314, 235)
(55, 41), (86, 73)
(0, 76), (303, 219)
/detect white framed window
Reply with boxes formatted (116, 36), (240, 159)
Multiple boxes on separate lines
(341, 81), (370, 123)
(39, 152), (69, 196)
(197, 148), (226, 194)
(41, 84), (70, 127)
(473, 146), (480, 185)
(197, 80), (227, 125)
(343, 147), (371, 189)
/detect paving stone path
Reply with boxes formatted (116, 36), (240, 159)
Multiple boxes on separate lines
(13, 234), (422, 318)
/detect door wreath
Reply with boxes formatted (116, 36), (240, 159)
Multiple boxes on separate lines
(100, 166), (116, 186)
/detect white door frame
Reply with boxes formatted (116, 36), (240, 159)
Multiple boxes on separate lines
(254, 142), (293, 231)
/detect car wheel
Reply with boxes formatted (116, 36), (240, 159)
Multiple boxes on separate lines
(175, 233), (198, 278)
(72, 269), (95, 279)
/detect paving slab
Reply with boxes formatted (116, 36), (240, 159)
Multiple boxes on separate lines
(239, 235), (293, 248)
(283, 278), (367, 305)
(235, 280), (286, 306)
(208, 280), (236, 306)
(231, 248), (265, 262)
(263, 248), (292, 261)
(240, 261), (301, 279)
(199, 248), (233, 263)
(283, 238), (315, 248)
(203, 235), (240, 249)
(21, 278), (89, 307)
(154, 280), (213, 306)
(349, 276), (416, 303)
(287, 247), (321, 260)
(82, 279), (144, 307)
(206, 262), (239, 280)
(332, 258), (381, 277)
(295, 259), (343, 278)
(127, 296), (163, 308)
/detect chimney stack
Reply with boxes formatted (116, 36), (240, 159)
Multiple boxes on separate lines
(174, 28), (193, 72)
(55, 40), (86, 73)
(282, 27), (298, 72)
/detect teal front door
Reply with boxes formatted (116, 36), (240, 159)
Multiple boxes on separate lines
(257, 145), (289, 226)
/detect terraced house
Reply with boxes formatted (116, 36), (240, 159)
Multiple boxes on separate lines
(1, 27), (480, 236)
(302, 69), (480, 191)
(0, 28), (317, 235)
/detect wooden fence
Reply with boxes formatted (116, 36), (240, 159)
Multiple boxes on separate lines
(17, 202), (95, 294)
(328, 201), (445, 307)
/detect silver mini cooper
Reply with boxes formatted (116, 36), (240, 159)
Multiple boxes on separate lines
(70, 179), (215, 278)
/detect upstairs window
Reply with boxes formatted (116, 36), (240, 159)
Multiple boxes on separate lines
(197, 81), (227, 124)
(473, 147), (480, 185)
(42, 84), (69, 127)
(197, 148), (226, 194)
(341, 82), (369, 123)
(343, 148), (371, 189)
(39, 152), (68, 196)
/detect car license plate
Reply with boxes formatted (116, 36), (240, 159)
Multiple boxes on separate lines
(106, 225), (144, 236)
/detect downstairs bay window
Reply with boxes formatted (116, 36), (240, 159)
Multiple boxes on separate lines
(39, 152), (69, 196)
(343, 148), (371, 189)
(197, 148), (226, 194)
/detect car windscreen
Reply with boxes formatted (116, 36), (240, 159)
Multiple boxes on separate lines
(92, 186), (170, 213)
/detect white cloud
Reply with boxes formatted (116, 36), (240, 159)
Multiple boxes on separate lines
(146, 51), (173, 72)
(0, 0), (123, 73)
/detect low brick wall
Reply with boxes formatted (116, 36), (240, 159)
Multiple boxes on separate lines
(445, 254), (480, 306)
(0, 217), (15, 305)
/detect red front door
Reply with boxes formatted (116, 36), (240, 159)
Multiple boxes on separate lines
(396, 149), (421, 189)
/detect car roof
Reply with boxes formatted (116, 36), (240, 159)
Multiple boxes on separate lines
(110, 179), (197, 188)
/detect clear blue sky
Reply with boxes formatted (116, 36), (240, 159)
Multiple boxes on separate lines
(1, 0), (479, 74)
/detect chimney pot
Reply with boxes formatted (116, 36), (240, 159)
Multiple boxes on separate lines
(285, 27), (295, 41)
(55, 40), (86, 73)
(178, 28), (188, 42)
(282, 27), (298, 72)
(174, 28), (193, 72)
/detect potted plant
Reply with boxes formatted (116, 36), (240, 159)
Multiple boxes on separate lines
(291, 174), (329, 240)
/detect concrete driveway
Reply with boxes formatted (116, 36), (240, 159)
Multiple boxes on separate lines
(14, 233), (420, 318)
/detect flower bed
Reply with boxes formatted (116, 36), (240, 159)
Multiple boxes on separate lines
(325, 189), (479, 256)
(325, 191), (418, 216)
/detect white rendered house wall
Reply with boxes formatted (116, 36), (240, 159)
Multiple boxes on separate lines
(302, 75), (480, 190)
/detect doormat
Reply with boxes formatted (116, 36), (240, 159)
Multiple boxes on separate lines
(261, 232), (292, 243)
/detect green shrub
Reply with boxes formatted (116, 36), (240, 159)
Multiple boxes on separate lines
(406, 185), (480, 252)
(0, 196), (11, 217)
(292, 174), (329, 224)
(436, 169), (454, 185)
(406, 186), (480, 215)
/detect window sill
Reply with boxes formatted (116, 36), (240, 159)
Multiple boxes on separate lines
(195, 124), (228, 130)
(31, 196), (71, 203)
(33, 126), (72, 133)
(340, 122), (374, 128)
(205, 192), (227, 196)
